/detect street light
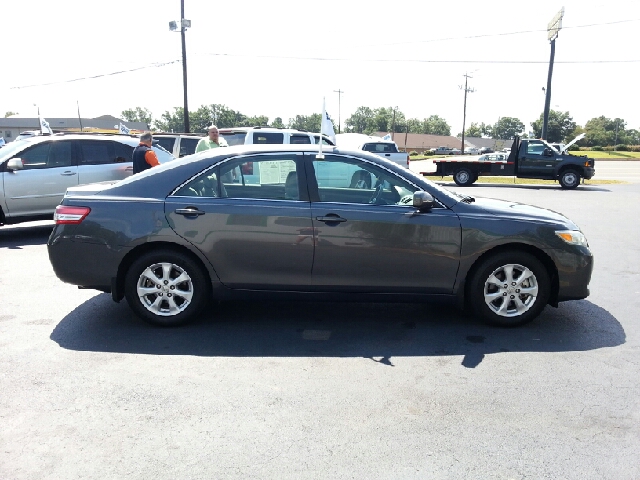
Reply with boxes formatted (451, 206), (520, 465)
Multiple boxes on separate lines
(169, 1), (191, 133)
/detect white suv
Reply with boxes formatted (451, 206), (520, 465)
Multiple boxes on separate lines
(219, 127), (335, 147)
(0, 133), (174, 225)
(153, 133), (228, 158)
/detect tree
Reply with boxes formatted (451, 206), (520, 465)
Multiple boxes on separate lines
(288, 113), (322, 132)
(344, 106), (374, 133)
(583, 116), (632, 146)
(4, 111), (18, 118)
(463, 122), (483, 138)
(121, 107), (152, 126)
(271, 117), (285, 128)
(155, 107), (185, 132)
(531, 110), (577, 143)
(492, 117), (525, 140)
(422, 115), (451, 136)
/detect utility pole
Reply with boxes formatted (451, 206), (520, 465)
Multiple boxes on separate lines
(333, 89), (343, 134)
(542, 7), (564, 140)
(460, 73), (475, 155)
(391, 106), (398, 141)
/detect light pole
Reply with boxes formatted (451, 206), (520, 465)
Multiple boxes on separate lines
(169, 1), (191, 133)
(542, 7), (564, 140)
(333, 89), (343, 134)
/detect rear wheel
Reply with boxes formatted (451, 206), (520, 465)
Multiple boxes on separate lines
(559, 169), (580, 189)
(468, 251), (550, 327)
(124, 249), (209, 327)
(454, 168), (475, 186)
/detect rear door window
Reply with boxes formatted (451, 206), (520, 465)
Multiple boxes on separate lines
(112, 142), (134, 163)
(78, 140), (113, 165)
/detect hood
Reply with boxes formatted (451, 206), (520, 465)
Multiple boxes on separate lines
(460, 196), (578, 229)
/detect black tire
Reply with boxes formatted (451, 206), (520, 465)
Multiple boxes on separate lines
(453, 168), (475, 186)
(467, 251), (550, 327)
(559, 169), (580, 189)
(124, 249), (209, 327)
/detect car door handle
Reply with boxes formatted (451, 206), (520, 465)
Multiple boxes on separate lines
(175, 207), (205, 216)
(125, 166), (133, 171)
(316, 215), (347, 223)
(60, 171), (77, 176)
(384, 153), (391, 156)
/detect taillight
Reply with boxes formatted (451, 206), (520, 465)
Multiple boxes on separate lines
(54, 205), (91, 224)
(406, 154), (410, 166)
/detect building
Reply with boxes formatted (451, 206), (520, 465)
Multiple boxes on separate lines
(371, 131), (514, 153)
(0, 115), (149, 143)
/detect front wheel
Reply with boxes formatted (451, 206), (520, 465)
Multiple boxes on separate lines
(559, 169), (581, 189)
(468, 251), (550, 327)
(124, 249), (209, 327)
(453, 168), (475, 186)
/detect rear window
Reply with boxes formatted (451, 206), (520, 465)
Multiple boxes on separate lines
(362, 143), (398, 153)
(253, 132), (284, 144)
(290, 134), (311, 144)
(219, 132), (247, 146)
(180, 138), (200, 156)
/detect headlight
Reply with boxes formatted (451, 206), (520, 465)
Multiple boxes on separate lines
(556, 230), (589, 247)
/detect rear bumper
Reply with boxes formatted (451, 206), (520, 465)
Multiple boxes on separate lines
(48, 232), (129, 291)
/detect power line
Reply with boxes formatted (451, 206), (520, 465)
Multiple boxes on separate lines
(203, 53), (639, 64)
(7, 16), (640, 90)
(354, 18), (640, 48)
(9, 60), (180, 90)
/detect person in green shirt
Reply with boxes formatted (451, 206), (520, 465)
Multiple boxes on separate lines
(195, 125), (222, 152)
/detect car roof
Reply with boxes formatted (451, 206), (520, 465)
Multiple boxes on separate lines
(218, 126), (312, 133)
(153, 132), (205, 138)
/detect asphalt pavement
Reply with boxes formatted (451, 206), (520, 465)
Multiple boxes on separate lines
(1, 180), (639, 479)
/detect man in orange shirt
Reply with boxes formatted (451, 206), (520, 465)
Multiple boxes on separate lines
(132, 132), (160, 174)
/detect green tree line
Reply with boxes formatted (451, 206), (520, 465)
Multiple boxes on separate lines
(120, 105), (639, 147)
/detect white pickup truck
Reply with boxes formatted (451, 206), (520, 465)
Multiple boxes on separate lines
(334, 133), (410, 168)
(429, 146), (457, 155)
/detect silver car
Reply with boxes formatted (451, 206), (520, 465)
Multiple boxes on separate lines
(0, 133), (174, 225)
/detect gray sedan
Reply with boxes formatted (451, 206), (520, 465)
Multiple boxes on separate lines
(48, 144), (593, 327)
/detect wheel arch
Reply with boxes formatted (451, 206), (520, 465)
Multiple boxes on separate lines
(461, 243), (560, 309)
(556, 164), (583, 179)
(113, 241), (215, 302)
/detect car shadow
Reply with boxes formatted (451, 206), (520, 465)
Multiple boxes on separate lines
(50, 295), (624, 368)
(0, 222), (53, 249)
(433, 181), (612, 192)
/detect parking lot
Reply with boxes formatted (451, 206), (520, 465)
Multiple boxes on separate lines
(1, 176), (639, 478)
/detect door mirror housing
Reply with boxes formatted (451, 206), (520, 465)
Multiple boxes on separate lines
(413, 191), (434, 211)
(543, 148), (554, 157)
(6, 158), (24, 171)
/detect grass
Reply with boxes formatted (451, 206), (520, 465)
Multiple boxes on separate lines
(579, 151), (640, 159)
(409, 151), (640, 160)
(425, 176), (624, 185)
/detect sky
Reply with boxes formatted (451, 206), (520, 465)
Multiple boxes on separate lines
(2, 0), (639, 135)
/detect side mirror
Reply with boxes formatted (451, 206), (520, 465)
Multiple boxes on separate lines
(413, 191), (434, 211)
(6, 158), (24, 171)
(543, 148), (554, 157)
